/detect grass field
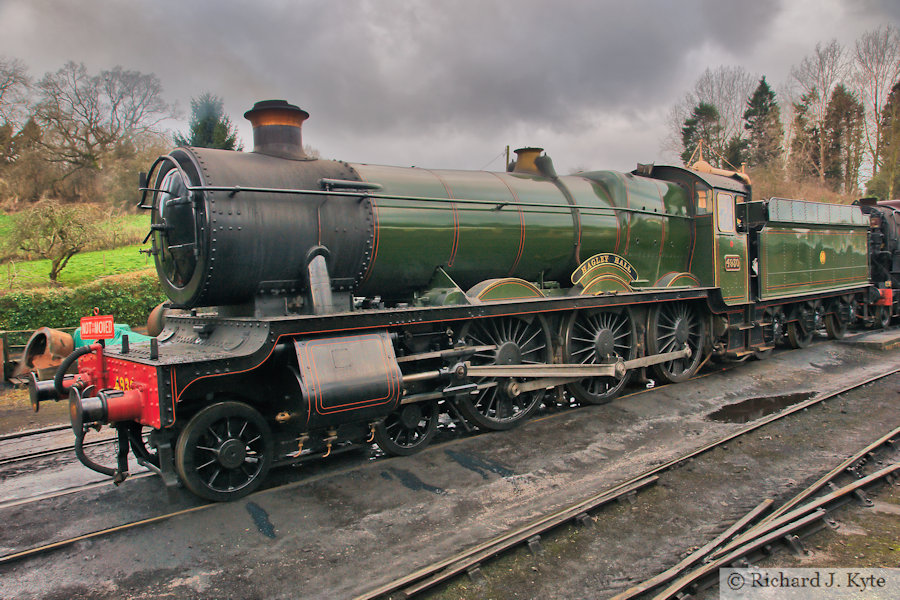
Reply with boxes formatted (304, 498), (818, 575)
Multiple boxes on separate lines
(0, 212), (152, 290)
(0, 213), (14, 242)
(2, 244), (154, 289)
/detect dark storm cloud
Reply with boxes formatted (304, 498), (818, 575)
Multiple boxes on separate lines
(1, 0), (783, 135)
(224, 0), (786, 133)
(2, 0), (897, 171)
(854, 0), (900, 23)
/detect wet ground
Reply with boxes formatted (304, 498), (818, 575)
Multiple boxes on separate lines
(0, 386), (69, 434)
(0, 330), (898, 600)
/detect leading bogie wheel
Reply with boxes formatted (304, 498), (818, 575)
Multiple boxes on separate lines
(563, 307), (636, 404)
(373, 401), (439, 456)
(175, 401), (274, 501)
(457, 315), (552, 430)
(647, 302), (705, 384)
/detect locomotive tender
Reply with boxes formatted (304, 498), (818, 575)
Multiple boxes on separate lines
(30, 100), (892, 501)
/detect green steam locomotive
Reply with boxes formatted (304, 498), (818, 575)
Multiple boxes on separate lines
(31, 100), (888, 501)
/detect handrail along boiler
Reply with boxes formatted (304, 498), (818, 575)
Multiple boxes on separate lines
(29, 99), (893, 501)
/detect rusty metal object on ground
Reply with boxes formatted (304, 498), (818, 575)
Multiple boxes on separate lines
(17, 328), (75, 377)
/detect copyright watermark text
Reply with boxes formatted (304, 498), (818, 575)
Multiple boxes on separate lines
(720, 568), (900, 598)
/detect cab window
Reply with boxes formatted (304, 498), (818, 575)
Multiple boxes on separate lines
(716, 192), (735, 233)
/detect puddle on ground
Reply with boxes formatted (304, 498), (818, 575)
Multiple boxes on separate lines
(444, 449), (515, 479)
(245, 501), (277, 539)
(382, 467), (447, 495)
(706, 391), (816, 424)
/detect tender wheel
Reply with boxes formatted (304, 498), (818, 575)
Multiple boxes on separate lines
(374, 401), (439, 456)
(875, 305), (892, 329)
(457, 315), (552, 430)
(563, 308), (635, 404)
(825, 299), (851, 339)
(647, 302), (705, 383)
(787, 303), (815, 348)
(175, 401), (273, 502)
(754, 306), (784, 359)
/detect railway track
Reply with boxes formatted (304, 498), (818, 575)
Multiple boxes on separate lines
(0, 421), (117, 466)
(0, 423), (70, 441)
(0, 434), (117, 467)
(618, 426), (900, 599)
(353, 365), (900, 600)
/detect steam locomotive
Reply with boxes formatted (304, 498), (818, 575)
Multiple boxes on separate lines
(29, 100), (898, 501)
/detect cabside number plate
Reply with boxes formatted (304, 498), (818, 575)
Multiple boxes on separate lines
(723, 255), (742, 272)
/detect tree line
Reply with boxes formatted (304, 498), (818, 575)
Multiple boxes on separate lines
(0, 59), (241, 210)
(672, 25), (900, 202)
(0, 59), (244, 284)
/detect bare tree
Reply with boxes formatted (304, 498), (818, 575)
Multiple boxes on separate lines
(791, 39), (848, 182)
(665, 65), (756, 163)
(0, 56), (30, 125)
(853, 25), (900, 177)
(34, 62), (170, 178)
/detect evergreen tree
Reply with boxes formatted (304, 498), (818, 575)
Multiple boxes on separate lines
(174, 93), (242, 150)
(6, 118), (53, 201)
(681, 102), (723, 166)
(743, 76), (783, 167)
(866, 81), (900, 200)
(723, 135), (748, 169)
(789, 91), (820, 179)
(823, 84), (865, 193)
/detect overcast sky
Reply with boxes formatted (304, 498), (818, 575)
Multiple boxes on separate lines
(1, 0), (898, 174)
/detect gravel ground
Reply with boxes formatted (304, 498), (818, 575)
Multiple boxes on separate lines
(422, 372), (900, 600)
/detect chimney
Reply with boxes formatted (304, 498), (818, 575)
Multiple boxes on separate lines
(243, 99), (310, 160)
(512, 147), (543, 175)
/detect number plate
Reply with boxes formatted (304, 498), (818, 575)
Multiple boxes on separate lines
(723, 255), (742, 272)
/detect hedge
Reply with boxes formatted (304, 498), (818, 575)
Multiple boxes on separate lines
(0, 268), (167, 331)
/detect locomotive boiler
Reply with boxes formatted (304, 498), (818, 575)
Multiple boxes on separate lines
(149, 100), (694, 311)
(30, 99), (887, 501)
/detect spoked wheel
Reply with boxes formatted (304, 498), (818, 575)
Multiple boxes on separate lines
(874, 305), (892, 329)
(457, 315), (553, 430)
(563, 308), (636, 404)
(787, 302), (815, 348)
(175, 401), (273, 501)
(374, 401), (439, 456)
(647, 302), (706, 383)
(825, 298), (852, 339)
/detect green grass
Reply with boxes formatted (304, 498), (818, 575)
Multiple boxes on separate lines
(2, 243), (155, 290)
(92, 213), (150, 250)
(0, 213), (14, 242)
(0, 210), (153, 290)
